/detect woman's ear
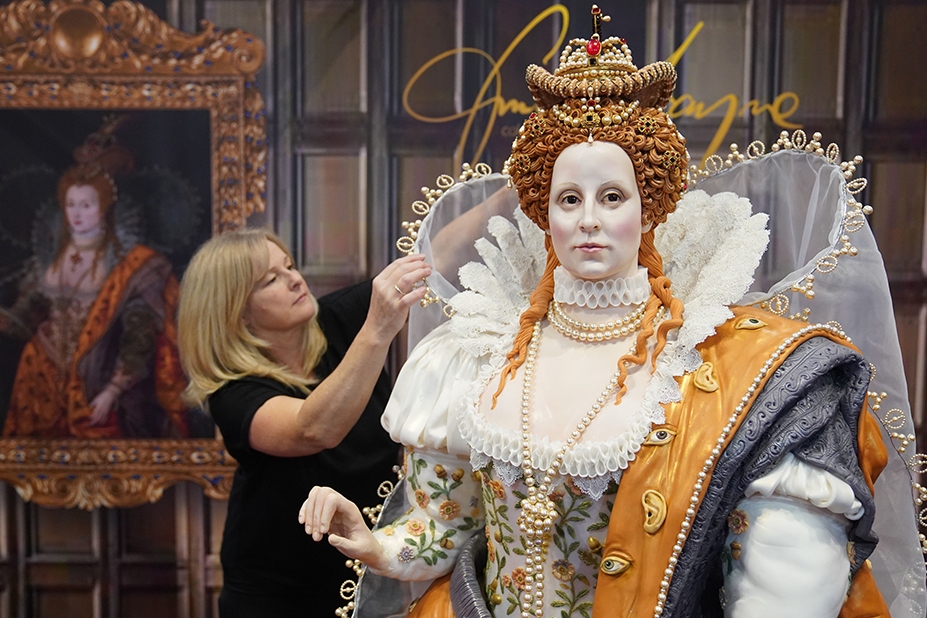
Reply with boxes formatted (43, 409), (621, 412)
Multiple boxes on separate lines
(642, 221), (653, 233)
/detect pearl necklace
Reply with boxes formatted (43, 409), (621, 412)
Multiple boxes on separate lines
(516, 320), (635, 618)
(548, 298), (657, 342)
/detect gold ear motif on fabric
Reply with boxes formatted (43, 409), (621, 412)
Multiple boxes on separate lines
(642, 489), (667, 534)
(735, 317), (768, 330)
(600, 553), (633, 576)
(694, 362), (719, 392)
(643, 427), (676, 446)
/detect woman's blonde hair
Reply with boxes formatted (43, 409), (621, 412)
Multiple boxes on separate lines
(178, 229), (327, 407)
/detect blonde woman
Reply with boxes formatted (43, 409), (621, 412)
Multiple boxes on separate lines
(178, 229), (430, 618)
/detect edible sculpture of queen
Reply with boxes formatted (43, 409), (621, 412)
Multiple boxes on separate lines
(303, 10), (897, 618)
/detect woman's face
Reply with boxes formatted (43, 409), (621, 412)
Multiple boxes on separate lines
(65, 184), (103, 236)
(548, 141), (643, 281)
(244, 240), (316, 337)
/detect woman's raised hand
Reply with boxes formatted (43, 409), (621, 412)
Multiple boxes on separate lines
(299, 486), (390, 572)
(364, 254), (431, 343)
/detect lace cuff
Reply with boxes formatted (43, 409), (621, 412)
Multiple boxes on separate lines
(381, 323), (479, 455)
(744, 452), (864, 520)
(371, 448), (484, 581)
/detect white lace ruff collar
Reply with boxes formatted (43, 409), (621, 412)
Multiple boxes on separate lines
(553, 266), (650, 308)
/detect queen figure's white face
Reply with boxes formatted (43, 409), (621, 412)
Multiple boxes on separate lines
(65, 184), (104, 237)
(548, 141), (643, 281)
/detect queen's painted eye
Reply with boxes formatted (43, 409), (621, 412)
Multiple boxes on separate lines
(604, 192), (621, 203)
(643, 427), (676, 446)
(735, 317), (767, 330)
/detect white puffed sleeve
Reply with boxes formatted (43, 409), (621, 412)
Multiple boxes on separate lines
(381, 322), (483, 456)
(722, 454), (859, 618)
(370, 448), (484, 581)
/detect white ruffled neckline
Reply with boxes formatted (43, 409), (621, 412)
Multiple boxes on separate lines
(457, 332), (696, 480)
(450, 191), (769, 484)
(553, 266), (651, 308)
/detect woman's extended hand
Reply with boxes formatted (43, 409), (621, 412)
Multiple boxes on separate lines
(364, 254), (431, 343)
(299, 486), (390, 572)
(88, 386), (119, 426)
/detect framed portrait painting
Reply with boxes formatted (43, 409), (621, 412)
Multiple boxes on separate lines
(0, 0), (266, 508)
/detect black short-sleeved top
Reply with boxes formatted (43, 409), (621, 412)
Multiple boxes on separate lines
(208, 280), (399, 611)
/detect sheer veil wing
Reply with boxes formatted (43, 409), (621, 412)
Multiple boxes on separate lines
(405, 172), (542, 352)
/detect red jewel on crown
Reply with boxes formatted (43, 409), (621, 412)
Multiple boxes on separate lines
(586, 37), (601, 57)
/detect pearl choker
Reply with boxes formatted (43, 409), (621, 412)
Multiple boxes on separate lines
(516, 320), (637, 618)
(553, 266), (651, 309)
(548, 299), (655, 342)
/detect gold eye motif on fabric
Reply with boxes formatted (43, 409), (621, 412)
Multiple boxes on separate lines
(694, 362), (720, 392)
(643, 427), (676, 446)
(735, 317), (768, 330)
(600, 554), (632, 576)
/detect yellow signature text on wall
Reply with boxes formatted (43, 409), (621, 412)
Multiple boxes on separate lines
(403, 9), (802, 168)
(403, 5), (569, 169)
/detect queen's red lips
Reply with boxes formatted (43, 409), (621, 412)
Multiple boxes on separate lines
(576, 242), (605, 252)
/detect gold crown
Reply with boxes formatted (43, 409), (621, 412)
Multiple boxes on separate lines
(525, 5), (675, 111)
(555, 36), (636, 80)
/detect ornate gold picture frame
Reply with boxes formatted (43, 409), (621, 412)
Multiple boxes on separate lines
(0, 0), (266, 508)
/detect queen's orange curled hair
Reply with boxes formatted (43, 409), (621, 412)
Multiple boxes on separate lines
(494, 101), (688, 406)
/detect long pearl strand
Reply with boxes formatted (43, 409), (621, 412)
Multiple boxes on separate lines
(516, 320), (635, 618)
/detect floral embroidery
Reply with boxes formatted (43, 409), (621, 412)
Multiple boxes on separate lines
(488, 480), (506, 500)
(501, 574), (512, 589)
(487, 539), (497, 564)
(400, 519), (456, 567)
(381, 450), (482, 571)
(552, 559), (576, 581)
(406, 519), (426, 535)
(511, 567), (526, 590)
(438, 500), (461, 520)
(727, 509), (749, 534)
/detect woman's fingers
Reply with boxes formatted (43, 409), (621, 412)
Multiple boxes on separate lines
(393, 263), (432, 297)
(377, 253), (427, 283)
